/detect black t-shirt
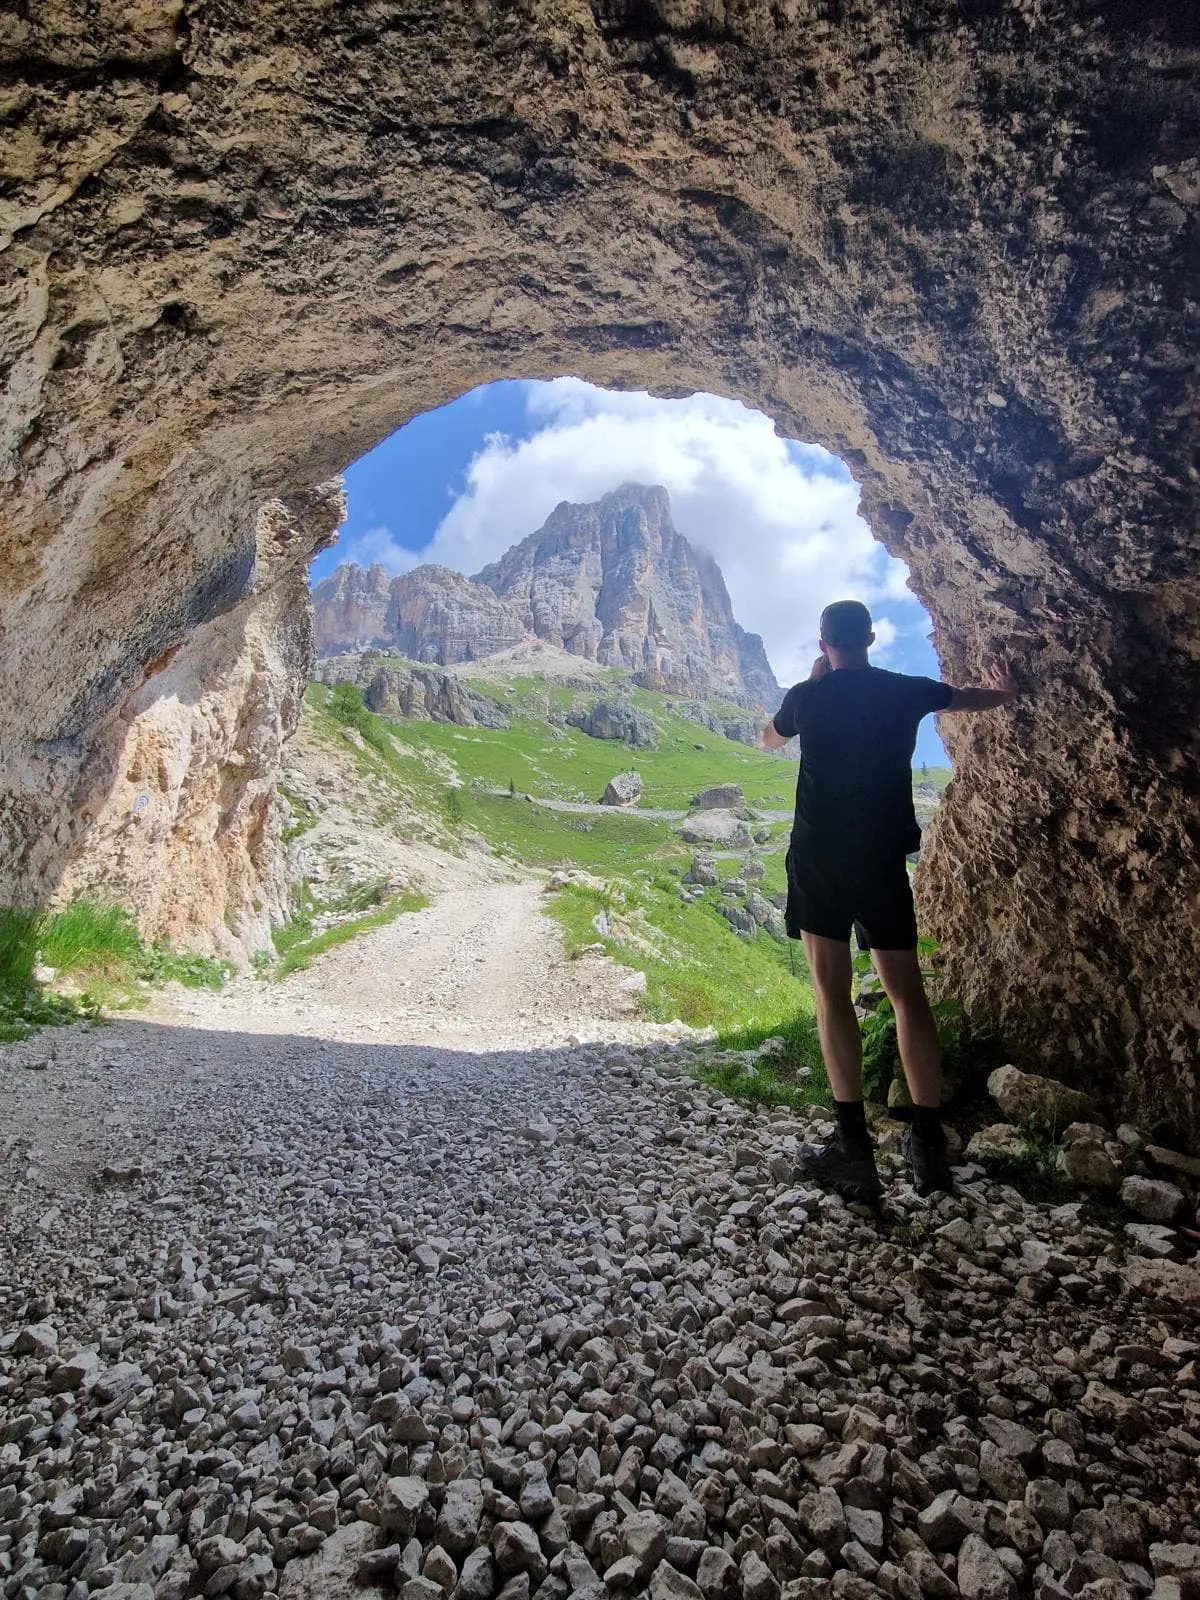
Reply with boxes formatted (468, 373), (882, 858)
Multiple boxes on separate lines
(773, 666), (953, 864)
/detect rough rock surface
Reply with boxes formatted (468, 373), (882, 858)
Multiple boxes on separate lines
(565, 699), (658, 748)
(601, 771), (644, 807)
(677, 812), (755, 850)
(1, 3), (1198, 1133)
(987, 1066), (1098, 1133)
(54, 485), (343, 954)
(476, 486), (779, 706)
(312, 653), (510, 730)
(693, 785), (746, 812)
(2, 1006), (1199, 1600)
(316, 564), (528, 666)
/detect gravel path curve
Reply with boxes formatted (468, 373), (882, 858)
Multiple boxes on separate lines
(2, 880), (1199, 1600)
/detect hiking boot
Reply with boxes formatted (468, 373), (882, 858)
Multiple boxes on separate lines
(793, 1134), (883, 1205)
(902, 1120), (953, 1196)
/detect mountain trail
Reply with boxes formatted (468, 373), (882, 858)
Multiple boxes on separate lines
(150, 864), (696, 1053)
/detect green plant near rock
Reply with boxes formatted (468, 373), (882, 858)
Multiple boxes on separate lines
(0, 900), (230, 1039)
(979, 1122), (1070, 1203)
(855, 938), (995, 1105)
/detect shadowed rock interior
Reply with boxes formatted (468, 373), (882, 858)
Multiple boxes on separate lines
(1, 0), (1197, 1135)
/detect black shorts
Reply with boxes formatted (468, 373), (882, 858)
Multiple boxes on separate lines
(785, 846), (918, 950)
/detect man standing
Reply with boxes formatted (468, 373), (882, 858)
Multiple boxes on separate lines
(762, 600), (1017, 1200)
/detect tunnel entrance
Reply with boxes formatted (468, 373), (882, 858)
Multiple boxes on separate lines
(1, 2), (1196, 1138)
(310, 379), (949, 770)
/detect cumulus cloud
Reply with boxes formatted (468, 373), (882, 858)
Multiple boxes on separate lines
(358, 380), (920, 687)
(347, 524), (420, 574)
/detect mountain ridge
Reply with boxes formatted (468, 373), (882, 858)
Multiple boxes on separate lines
(312, 484), (780, 708)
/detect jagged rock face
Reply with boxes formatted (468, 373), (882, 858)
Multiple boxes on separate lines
(312, 485), (779, 706)
(476, 485), (780, 706)
(312, 654), (509, 731)
(54, 486), (344, 955)
(564, 699), (658, 748)
(309, 564), (394, 655)
(314, 565), (527, 665)
(1, 3), (1197, 1133)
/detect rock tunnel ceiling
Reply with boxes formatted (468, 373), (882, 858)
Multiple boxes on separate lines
(0, 0), (1197, 1135)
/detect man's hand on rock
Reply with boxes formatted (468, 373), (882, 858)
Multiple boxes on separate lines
(986, 658), (1017, 697)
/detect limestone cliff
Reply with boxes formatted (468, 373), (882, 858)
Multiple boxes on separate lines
(475, 485), (780, 706)
(1, 2), (1197, 1135)
(311, 654), (510, 731)
(309, 563), (394, 655)
(313, 485), (780, 706)
(54, 485), (345, 956)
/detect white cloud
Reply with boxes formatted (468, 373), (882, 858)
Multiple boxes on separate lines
(373, 380), (917, 688)
(342, 524), (420, 574)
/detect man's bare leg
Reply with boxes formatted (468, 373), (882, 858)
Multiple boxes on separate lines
(795, 932), (882, 1201)
(801, 932), (863, 1100)
(869, 947), (942, 1107)
(870, 946), (951, 1193)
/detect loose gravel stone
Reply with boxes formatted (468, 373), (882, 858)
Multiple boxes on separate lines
(1, 1019), (1197, 1600)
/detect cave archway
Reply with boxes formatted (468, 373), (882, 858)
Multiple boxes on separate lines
(2, 2), (1197, 1137)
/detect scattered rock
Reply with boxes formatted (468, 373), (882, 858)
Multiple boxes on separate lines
(691, 784), (744, 810)
(987, 1065), (1097, 1130)
(600, 771), (643, 806)
(1121, 1175), (1185, 1223)
(675, 811), (754, 849)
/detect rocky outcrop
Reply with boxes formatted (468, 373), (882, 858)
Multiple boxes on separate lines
(313, 486), (779, 705)
(1, 4), (1198, 1133)
(564, 698), (657, 748)
(311, 655), (509, 730)
(476, 485), (780, 705)
(54, 485), (345, 956)
(313, 564), (526, 664)
(600, 771), (642, 807)
(309, 563), (394, 655)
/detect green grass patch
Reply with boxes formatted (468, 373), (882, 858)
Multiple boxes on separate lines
(279, 781), (319, 843)
(544, 875), (825, 1095)
(0, 900), (230, 1038)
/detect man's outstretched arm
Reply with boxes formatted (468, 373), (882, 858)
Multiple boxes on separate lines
(942, 659), (1020, 714)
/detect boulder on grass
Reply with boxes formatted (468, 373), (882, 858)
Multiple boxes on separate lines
(987, 1064), (1097, 1130)
(676, 812), (753, 849)
(600, 771), (643, 806)
(692, 783), (744, 810)
(683, 853), (718, 886)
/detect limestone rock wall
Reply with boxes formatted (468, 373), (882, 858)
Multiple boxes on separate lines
(47, 486), (344, 956)
(476, 484), (781, 704)
(1, 1), (1197, 1132)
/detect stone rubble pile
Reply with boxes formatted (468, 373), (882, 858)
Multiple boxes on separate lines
(2, 1033), (1199, 1600)
(962, 1067), (1200, 1259)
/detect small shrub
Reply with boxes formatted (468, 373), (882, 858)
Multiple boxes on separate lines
(328, 680), (372, 731)
(444, 786), (466, 824)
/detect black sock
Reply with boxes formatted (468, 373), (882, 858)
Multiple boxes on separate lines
(912, 1105), (943, 1140)
(835, 1098), (871, 1149)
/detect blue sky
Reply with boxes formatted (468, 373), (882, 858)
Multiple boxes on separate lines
(312, 379), (948, 767)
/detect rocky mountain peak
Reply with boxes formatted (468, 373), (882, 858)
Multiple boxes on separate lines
(313, 484), (780, 707)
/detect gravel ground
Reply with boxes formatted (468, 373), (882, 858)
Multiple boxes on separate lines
(3, 1019), (1200, 1600)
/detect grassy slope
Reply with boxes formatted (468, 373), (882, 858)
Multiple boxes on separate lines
(307, 669), (951, 1105)
(307, 678), (823, 1075)
(370, 674), (798, 813)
